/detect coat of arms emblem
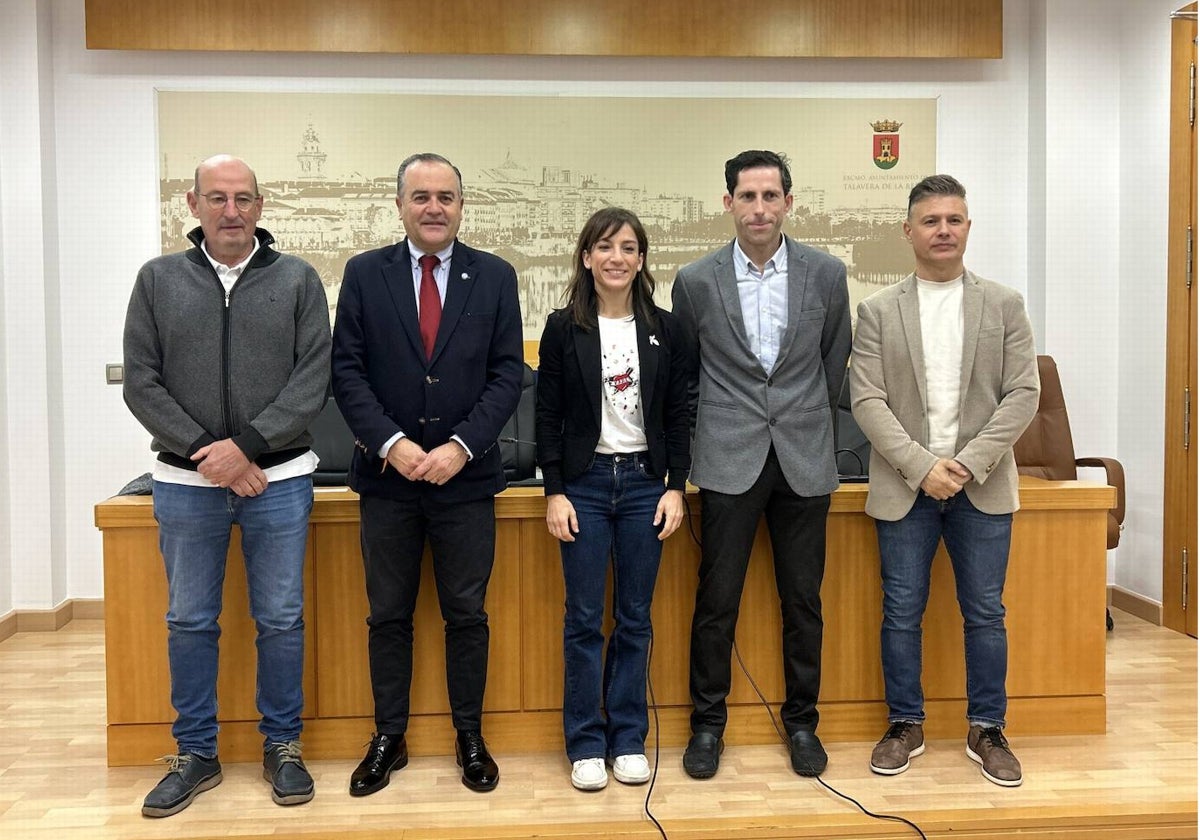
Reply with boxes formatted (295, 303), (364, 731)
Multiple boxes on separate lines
(871, 119), (902, 170)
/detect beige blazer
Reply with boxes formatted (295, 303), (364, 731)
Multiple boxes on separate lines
(849, 271), (1039, 521)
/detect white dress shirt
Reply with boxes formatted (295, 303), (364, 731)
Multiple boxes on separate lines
(732, 237), (789, 374)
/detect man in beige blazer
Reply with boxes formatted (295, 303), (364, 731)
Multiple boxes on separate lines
(849, 175), (1038, 787)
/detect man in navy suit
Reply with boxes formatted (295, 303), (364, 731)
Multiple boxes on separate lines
(331, 153), (523, 795)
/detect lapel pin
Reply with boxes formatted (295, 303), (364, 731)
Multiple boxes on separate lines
(649, 335), (659, 346)
(460, 272), (470, 280)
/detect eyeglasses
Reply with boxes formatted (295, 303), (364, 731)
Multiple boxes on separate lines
(198, 192), (260, 212)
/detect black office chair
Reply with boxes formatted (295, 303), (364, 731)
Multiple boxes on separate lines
(836, 374), (871, 482)
(310, 364), (540, 487)
(499, 363), (540, 486)
(309, 395), (355, 486)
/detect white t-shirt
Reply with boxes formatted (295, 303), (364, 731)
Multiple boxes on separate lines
(917, 275), (964, 458)
(596, 315), (648, 454)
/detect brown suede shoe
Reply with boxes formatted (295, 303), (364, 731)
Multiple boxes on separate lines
(966, 725), (1023, 787)
(870, 721), (925, 775)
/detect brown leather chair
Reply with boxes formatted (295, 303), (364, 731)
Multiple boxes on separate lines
(1013, 355), (1125, 629)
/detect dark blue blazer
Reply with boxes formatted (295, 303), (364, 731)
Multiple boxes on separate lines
(331, 238), (524, 502)
(535, 306), (692, 497)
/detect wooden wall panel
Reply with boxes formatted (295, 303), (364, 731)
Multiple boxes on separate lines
(313, 520), (524, 719)
(101, 524), (316, 724)
(99, 477), (1112, 764)
(84, 0), (1002, 58)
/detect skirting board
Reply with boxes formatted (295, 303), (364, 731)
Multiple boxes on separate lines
(1109, 585), (1162, 626)
(0, 598), (105, 642)
(106, 695), (1107, 766)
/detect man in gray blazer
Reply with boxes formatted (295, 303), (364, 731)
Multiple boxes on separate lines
(672, 150), (851, 779)
(850, 174), (1039, 787)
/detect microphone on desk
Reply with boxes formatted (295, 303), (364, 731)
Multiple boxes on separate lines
(499, 437), (537, 447)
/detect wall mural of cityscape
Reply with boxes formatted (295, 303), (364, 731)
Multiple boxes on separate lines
(158, 92), (936, 338)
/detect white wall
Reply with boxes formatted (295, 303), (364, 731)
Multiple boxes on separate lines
(1, 0), (61, 613)
(0, 0), (1175, 611)
(1114, 0), (1180, 603)
(1032, 0), (1178, 605)
(1037, 0), (1124, 586)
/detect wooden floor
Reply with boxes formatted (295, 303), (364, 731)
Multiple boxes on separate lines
(0, 608), (1194, 840)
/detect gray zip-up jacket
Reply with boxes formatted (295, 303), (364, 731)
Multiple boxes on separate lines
(123, 227), (332, 470)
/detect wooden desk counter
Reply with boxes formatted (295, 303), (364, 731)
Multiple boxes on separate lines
(96, 477), (1115, 766)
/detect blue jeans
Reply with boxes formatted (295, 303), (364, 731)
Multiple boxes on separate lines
(153, 476), (313, 757)
(559, 453), (665, 762)
(875, 492), (1012, 728)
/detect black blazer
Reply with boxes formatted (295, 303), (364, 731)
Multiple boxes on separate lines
(331, 238), (524, 502)
(535, 306), (691, 496)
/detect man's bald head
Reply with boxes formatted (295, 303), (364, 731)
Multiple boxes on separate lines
(194, 155), (259, 196)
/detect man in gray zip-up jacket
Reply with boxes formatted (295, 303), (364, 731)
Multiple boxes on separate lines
(123, 155), (331, 818)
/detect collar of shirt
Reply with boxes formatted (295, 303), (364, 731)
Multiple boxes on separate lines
(732, 237), (788, 374)
(915, 272), (965, 288)
(732, 236), (787, 279)
(201, 240), (260, 278)
(201, 238), (260, 294)
(409, 241), (455, 306)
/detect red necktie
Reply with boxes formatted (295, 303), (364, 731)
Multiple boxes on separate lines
(418, 254), (441, 360)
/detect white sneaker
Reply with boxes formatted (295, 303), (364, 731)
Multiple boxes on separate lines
(571, 758), (608, 790)
(611, 753), (651, 784)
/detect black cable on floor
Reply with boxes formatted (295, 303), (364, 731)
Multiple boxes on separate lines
(731, 641), (928, 840)
(683, 493), (929, 840)
(642, 632), (669, 840)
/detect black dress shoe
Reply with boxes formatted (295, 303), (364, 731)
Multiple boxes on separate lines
(349, 733), (408, 797)
(682, 731), (724, 779)
(789, 729), (827, 776)
(455, 730), (499, 792)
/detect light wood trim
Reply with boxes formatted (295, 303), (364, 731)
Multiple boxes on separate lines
(103, 694), (1106, 768)
(88, 815), (1196, 840)
(1110, 585), (1163, 626)
(97, 477), (1118, 529)
(1162, 3), (1198, 636)
(70, 599), (106, 620)
(15, 608), (73, 632)
(0, 598), (107, 633)
(84, 0), (1002, 58)
(92, 493), (161, 528)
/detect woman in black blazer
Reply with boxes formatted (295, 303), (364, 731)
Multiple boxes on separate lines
(535, 207), (691, 791)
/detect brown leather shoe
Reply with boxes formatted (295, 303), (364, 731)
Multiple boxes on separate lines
(870, 721), (925, 775)
(966, 725), (1022, 787)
